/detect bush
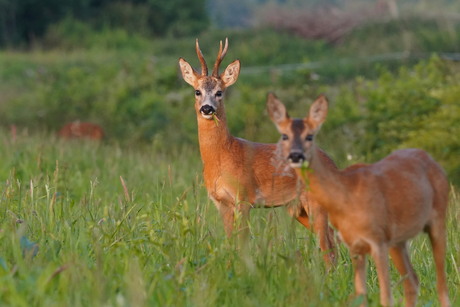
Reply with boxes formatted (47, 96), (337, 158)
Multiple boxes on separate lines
(1, 25), (459, 185)
(330, 56), (460, 184)
(0, 52), (195, 147)
(43, 18), (153, 51)
(0, 0), (210, 48)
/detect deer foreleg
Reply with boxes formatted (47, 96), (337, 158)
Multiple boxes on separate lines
(235, 202), (251, 246)
(213, 200), (235, 238)
(213, 199), (251, 244)
(352, 253), (368, 307)
(301, 195), (337, 266)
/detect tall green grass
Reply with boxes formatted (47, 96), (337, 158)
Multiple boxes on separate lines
(0, 131), (458, 306)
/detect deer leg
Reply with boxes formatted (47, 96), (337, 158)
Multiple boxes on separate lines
(286, 198), (311, 228)
(295, 208), (312, 229)
(301, 195), (337, 266)
(312, 204), (337, 266)
(372, 244), (393, 306)
(389, 242), (419, 307)
(236, 202), (251, 245)
(426, 220), (451, 307)
(214, 200), (235, 238)
(214, 199), (252, 248)
(352, 253), (367, 307)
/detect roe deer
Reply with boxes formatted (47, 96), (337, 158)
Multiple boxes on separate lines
(178, 38), (336, 264)
(267, 93), (450, 307)
(58, 121), (104, 140)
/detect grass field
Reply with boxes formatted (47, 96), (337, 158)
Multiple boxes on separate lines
(0, 131), (458, 306)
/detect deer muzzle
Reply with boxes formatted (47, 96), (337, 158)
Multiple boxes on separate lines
(288, 151), (306, 168)
(200, 105), (216, 119)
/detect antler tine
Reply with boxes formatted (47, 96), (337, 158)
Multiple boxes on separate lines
(195, 39), (208, 76)
(212, 37), (229, 77)
(221, 37), (229, 59)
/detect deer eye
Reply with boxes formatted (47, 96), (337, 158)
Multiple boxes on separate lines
(195, 90), (201, 96)
(282, 134), (289, 141)
(215, 91), (223, 97)
(306, 134), (314, 141)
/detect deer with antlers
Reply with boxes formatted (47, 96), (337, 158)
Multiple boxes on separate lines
(267, 92), (450, 307)
(178, 39), (336, 264)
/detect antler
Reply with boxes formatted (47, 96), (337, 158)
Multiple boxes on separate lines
(195, 39), (208, 76)
(212, 38), (229, 77)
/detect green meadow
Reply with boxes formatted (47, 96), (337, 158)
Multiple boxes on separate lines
(0, 131), (458, 306)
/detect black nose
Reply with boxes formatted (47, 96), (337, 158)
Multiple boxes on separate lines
(288, 152), (305, 163)
(200, 105), (215, 115)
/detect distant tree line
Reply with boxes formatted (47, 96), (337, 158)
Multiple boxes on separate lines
(0, 0), (209, 47)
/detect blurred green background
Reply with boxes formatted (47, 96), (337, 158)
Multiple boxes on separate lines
(1, 0), (460, 183)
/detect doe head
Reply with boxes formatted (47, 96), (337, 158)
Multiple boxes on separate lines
(178, 38), (240, 119)
(266, 92), (329, 168)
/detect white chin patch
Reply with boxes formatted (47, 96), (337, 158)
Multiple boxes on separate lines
(289, 161), (303, 169)
(201, 113), (213, 120)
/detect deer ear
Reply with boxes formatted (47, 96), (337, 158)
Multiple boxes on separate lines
(306, 94), (328, 130)
(267, 92), (289, 126)
(179, 58), (199, 86)
(221, 60), (240, 87)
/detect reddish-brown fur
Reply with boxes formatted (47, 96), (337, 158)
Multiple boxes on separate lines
(179, 39), (336, 264)
(267, 93), (450, 307)
(58, 121), (104, 140)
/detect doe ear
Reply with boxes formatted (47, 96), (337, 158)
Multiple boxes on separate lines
(306, 94), (328, 130)
(267, 92), (289, 126)
(221, 60), (240, 87)
(179, 58), (199, 87)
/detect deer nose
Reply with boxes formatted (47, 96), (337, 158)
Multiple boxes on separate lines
(288, 152), (305, 163)
(200, 105), (215, 115)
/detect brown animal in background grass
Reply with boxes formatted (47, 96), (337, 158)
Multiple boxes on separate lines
(58, 121), (104, 140)
(178, 38), (336, 264)
(267, 92), (450, 307)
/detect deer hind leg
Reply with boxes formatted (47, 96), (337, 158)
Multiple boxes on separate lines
(300, 194), (337, 266)
(371, 244), (393, 306)
(426, 219), (451, 307)
(389, 242), (419, 307)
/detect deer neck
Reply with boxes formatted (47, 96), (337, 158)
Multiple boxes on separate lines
(300, 147), (348, 214)
(196, 107), (233, 167)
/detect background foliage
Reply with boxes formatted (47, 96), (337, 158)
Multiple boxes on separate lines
(1, 21), (459, 183)
(0, 0), (209, 47)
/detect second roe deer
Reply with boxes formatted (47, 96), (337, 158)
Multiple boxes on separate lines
(267, 92), (450, 307)
(58, 121), (104, 140)
(178, 38), (336, 264)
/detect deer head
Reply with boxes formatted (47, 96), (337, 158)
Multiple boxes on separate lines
(178, 38), (241, 120)
(267, 93), (328, 168)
